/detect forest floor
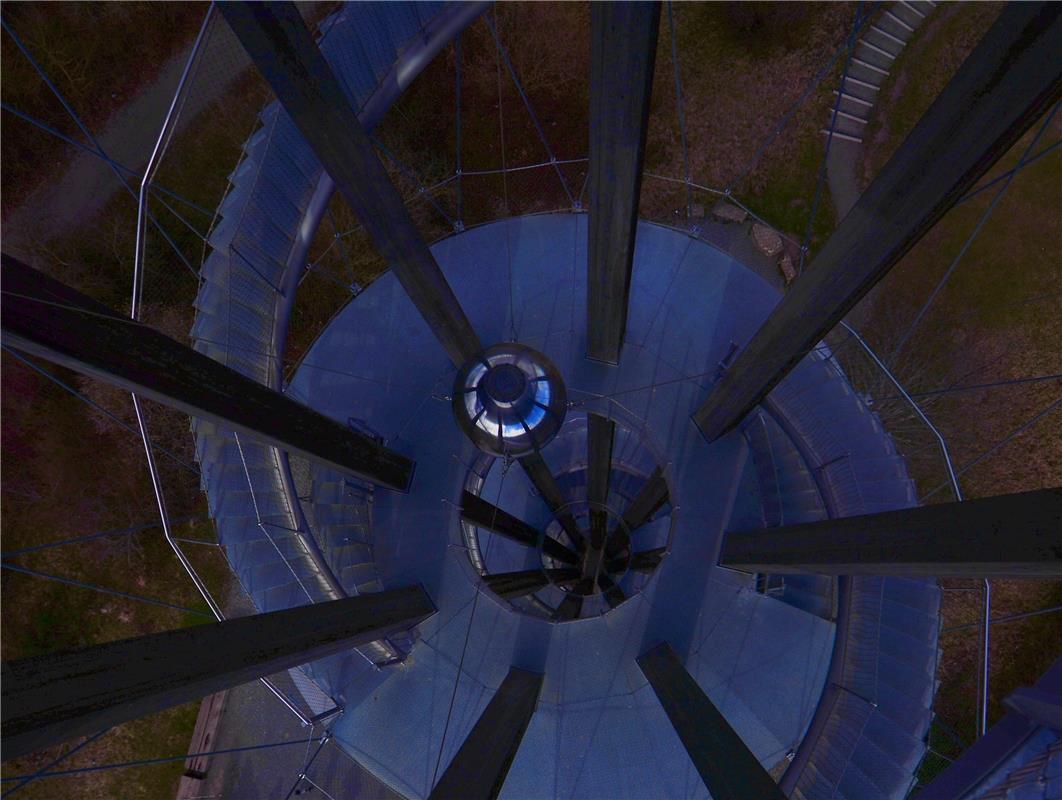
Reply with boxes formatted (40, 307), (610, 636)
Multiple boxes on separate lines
(1, 2), (1059, 798)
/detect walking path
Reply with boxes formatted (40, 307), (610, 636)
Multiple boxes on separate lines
(823, 0), (936, 219)
(1, 17), (251, 260)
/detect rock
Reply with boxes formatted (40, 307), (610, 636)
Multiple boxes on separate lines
(711, 200), (747, 224)
(777, 252), (797, 285)
(751, 222), (784, 257)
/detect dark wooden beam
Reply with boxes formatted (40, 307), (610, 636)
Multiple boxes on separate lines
(637, 642), (785, 800)
(720, 488), (1062, 576)
(598, 573), (626, 609)
(1, 587), (434, 761)
(428, 667), (543, 800)
(460, 491), (579, 565)
(219, 2), (481, 367)
(0, 255), (414, 491)
(586, 413), (614, 546)
(612, 546), (667, 574)
(693, 3), (1062, 440)
(586, 1), (660, 364)
(519, 452), (586, 551)
(484, 569), (581, 600)
(554, 582), (589, 622)
(621, 467), (669, 531)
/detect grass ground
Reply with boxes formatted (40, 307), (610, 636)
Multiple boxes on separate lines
(850, 3), (1062, 780)
(2, 2), (1059, 797)
(0, 2), (205, 214)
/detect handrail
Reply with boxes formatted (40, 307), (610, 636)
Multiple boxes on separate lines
(837, 321), (962, 502)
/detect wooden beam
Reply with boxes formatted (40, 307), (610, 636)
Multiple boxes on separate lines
(0, 255), (414, 491)
(637, 642), (785, 800)
(219, 1), (481, 367)
(585, 413), (615, 576)
(720, 488), (1062, 576)
(460, 491), (579, 565)
(621, 467), (669, 531)
(429, 667), (543, 800)
(693, 3), (1062, 440)
(484, 569), (581, 600)
(519, 452), (586, 551)
(612, 546), (667, 574)
(586, 1), (660, 363)
(1, 587), (435, 760)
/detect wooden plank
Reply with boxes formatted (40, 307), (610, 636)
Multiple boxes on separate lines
(429, 667), (543, 800)
(637, 642), (785, 800)
(720, 488), (1062, 576)
(0, 255), (414, 491)
(1, 587), (434, 760)
(694, 3), (1062, 440)
(176, 690), (228, 798)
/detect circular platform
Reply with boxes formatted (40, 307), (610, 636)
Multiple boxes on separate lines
(285, 213), (853, 798)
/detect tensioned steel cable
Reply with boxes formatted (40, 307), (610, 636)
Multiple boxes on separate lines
(430, 458), (512, 789)
(889, 100), (1061, 363)
(920, 396), (1062, 503)
(0, 736), (325, 782)
(0, 562), (213, 618)
(0, 728), (110, 798)
(2, 346), (202, 477)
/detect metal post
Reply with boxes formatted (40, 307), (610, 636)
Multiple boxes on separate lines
(1, 587), (435, 760)
(586, 1), (660, 364)
(428, 667), (542, 800)
(218, 1), (482, 367)
(693, 4), (1062, 440)
(637, 642), (785, 799)
(0, 255), (414, 491)
(720, 488), (1062, 576)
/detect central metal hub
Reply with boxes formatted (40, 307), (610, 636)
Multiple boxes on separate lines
(483, 363), (527, 404)
(453, 343), (567, 457)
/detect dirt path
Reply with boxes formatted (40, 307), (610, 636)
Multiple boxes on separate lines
(1, 22), (250, 261)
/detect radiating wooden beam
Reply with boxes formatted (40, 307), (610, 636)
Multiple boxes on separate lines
(460, 491), (579, 565)
(693, 3), (1062, 440)
(621, 467), (669, 531)
(720, 488), (1062, 576)
(485, 569), (581, 600)
(637, 642), (785, 800)
(0, 255), (414, 491)
(519, 452), (586, 550)
(219, 1), (481, 367)
(429, 667), (543, 800)
(1, 587), (434, 761)
(598, 573), (626, 609)
(586, 1), (660, 364)
(612, 546), (667, 574)
(554, 582), (589, 622)
(585, 413), (615, 579)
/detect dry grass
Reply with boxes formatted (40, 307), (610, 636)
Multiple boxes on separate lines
(0, 2), (205, 213)
(851, 3), (1062, 750)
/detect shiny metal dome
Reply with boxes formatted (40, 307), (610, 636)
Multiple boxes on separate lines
(452, 343), (567, 457)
